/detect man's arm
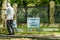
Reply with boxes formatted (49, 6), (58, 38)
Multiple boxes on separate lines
(13, 8), (16, 20)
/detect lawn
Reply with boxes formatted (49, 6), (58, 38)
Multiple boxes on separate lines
(0, 23), (60, 35)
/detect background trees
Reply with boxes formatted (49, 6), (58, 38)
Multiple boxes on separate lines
(10, 0), (60, 7)
(0, 0), (3, 7)
(0, 0), (60, 7)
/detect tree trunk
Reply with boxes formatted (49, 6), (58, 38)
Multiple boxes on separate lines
(50, 1), (55, 24)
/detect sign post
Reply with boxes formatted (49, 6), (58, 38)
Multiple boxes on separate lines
(27, 17), (40, 32)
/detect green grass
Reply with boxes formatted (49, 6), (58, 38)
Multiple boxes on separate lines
(0, 24), (60, 35)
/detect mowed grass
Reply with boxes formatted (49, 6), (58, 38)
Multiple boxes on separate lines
(0, 24), (60, 35)
(16, 24), (60, 35)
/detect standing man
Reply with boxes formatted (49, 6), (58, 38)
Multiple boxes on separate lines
(5, 3), (15, 35)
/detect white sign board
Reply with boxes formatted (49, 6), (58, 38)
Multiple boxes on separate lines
(27, 17), (40, 28)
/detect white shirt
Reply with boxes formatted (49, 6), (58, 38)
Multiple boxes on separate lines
(5, 6), (15, 20)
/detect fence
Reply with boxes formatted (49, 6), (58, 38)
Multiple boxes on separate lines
(17, 6), (49, 24)
(54, 6), (60, 23)
(17, 6), (60, 23)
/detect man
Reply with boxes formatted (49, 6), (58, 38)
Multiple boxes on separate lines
(5, 3), (15, 35)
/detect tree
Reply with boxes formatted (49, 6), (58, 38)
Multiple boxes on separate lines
(10, 0), (50, 6)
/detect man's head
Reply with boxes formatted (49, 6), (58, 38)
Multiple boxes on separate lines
(7, 3), (11, 7)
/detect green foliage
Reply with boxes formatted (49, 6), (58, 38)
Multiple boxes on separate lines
(0, 0), (3, 7)
(10, 0), (50, 6)
(10, 0), (60, 6)
(0, 0), (60, 6)
(0, 0), (59, 7)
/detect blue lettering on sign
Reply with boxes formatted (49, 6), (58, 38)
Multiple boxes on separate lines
(27, 17), (40, 28)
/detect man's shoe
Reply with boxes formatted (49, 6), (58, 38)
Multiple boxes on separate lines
(7, 34), (11, 35)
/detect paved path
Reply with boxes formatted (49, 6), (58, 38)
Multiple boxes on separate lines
(0, 34), (60, 40)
